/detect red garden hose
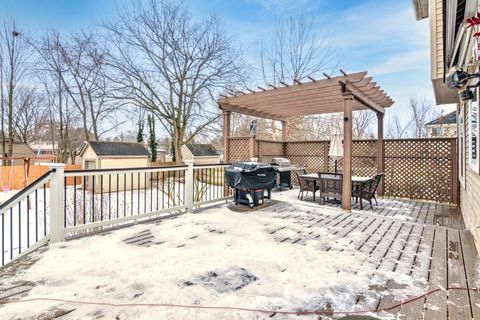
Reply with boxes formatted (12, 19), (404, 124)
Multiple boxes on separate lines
(0, 287), (477, 316)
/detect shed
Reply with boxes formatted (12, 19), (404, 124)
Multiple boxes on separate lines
(80, 141), (150, 191)
(0, 140), (35, 165)
(181, 144), (221, 164)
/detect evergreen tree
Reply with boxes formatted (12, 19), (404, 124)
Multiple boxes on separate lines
(147, 115), (157, 162)
(136, 120), (144, 143)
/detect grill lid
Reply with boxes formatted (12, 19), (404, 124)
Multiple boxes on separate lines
(271, 157), (291, 166)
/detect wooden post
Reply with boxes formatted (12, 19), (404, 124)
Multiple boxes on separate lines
(451, 138), (458, 204)
(223, 110), (231, 163)
(376, 112), (385, 196)
(281, 120), (287, 142)
(281, 120), (288, 157)
(342, 94), (353, 212)
(249, 137), (255, 160)
(323, 143), (329, 172)
(222, 110), (231, 196)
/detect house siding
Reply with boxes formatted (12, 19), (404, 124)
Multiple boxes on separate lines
(431, 0), (444, 80)
(460, 97), (480, 252)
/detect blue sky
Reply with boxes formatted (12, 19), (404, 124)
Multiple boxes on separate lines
(0, 0), (443, 124)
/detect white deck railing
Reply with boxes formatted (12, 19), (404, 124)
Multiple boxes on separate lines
(0, 161), (232, 268)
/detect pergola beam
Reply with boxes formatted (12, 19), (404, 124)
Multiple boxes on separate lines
(219, 103), (287, 121)
(343, 81), (386, 114)
(219, 72), (368, 104)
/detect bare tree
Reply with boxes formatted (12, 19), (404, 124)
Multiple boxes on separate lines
(32, 30), (118, 142)
(408, 96), (434, 138)
(353, 110), (375, 139)
(32, 32), (86, 163)
(254, 13), (337, 141)
(258, 13), (336, 86)
(12, 87), (48, 143)
(104, 0), (245, 163)
(0, 21), (30, 157)
(386, 110), (409, 139)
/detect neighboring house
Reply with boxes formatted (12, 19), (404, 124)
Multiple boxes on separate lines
(425, 111), (457, 137)
(181, 144), (222, 164)
(412, 0), (480, 250)
(0, 140), (35, 165)
(79, 141), (150, 191)
(30, 142), (57, 156)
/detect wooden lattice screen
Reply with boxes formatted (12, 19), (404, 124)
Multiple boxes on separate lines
(256, 140), (284, 163)
(227, 137), (251, 163)
(384, 138), (457, 203)
(226, 137), (458, 204)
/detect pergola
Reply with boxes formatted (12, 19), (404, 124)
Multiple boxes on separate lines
(217, 71), (394, 211)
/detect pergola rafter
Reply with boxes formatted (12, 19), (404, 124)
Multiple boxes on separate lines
(218, 71), (394, 212)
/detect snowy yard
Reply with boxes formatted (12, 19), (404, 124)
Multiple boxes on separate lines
(1, 190), (479, 319)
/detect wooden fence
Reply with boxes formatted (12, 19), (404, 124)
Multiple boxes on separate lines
(0, 164), (81, 190)
(227, 137), (458, 204)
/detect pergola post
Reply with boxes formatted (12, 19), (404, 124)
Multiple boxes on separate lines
(281, 120), (288, 157)
(376, 112), (385, 196)
(223, 110), (231, 163)
(281, 120), (288, 142)
(342, 94), (353, 212)
(223, 109), (231, 197)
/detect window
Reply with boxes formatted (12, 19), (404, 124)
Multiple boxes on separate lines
(459, 106), (466, 185)
(469, 100), (479, 172)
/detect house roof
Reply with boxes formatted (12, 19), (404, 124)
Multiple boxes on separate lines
(411, 0), (429, 20)
(426, 111), (457, 125)
(85, 141), (150, 157)
(185, 144), (220, 157)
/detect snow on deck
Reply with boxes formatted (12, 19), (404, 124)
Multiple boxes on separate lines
(1, 190), (479, 319)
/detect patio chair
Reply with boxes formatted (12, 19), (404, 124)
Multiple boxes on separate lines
(352, 173), (384, 209)
(317, 172), (343, 205)
(294, 169), (319, 201)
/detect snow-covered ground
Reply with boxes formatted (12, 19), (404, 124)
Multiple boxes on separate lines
(0, 190), (445, 320)
(0, 177), (224, 266)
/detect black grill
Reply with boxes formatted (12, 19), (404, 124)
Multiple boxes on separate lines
(225, 162), (276, 208)
(271, 157), (295, 190)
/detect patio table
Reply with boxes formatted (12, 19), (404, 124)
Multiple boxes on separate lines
(299, 173), (374, 210)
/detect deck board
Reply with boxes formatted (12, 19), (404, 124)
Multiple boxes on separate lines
(267, 193), (478, 320)
(446, 229), (472, 319)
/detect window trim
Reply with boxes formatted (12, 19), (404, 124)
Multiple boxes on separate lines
(469, 100), (479, 173)
(459, 105), (466, 186)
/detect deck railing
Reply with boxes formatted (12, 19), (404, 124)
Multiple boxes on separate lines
(0, 168), (56, 267)
(0, 161), (233, 268)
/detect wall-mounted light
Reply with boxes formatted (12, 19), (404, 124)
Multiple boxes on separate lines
(447, 69), (480, 101)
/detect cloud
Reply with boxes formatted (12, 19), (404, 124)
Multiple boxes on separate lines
(369, 49), (430, 76)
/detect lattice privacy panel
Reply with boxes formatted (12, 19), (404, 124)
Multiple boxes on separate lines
(286, 141), (329, 185)
(227, 137), (457, 203)
(257, 140), (284, 163)
(228, 138), (250, 162)
(384, 138), (455, 203)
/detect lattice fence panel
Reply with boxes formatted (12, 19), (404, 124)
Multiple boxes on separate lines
(384, 138), (455, 203)
(228, 137), (457, 203)
(286, 141), (329, 185)
(352, 140), (377, 177)
(257, 140), (284, 163)
(228, 138), (250, 162)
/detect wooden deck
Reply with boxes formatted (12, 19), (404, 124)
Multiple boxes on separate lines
(262, 196), (479, 319)
(0, 195), (477, 319)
